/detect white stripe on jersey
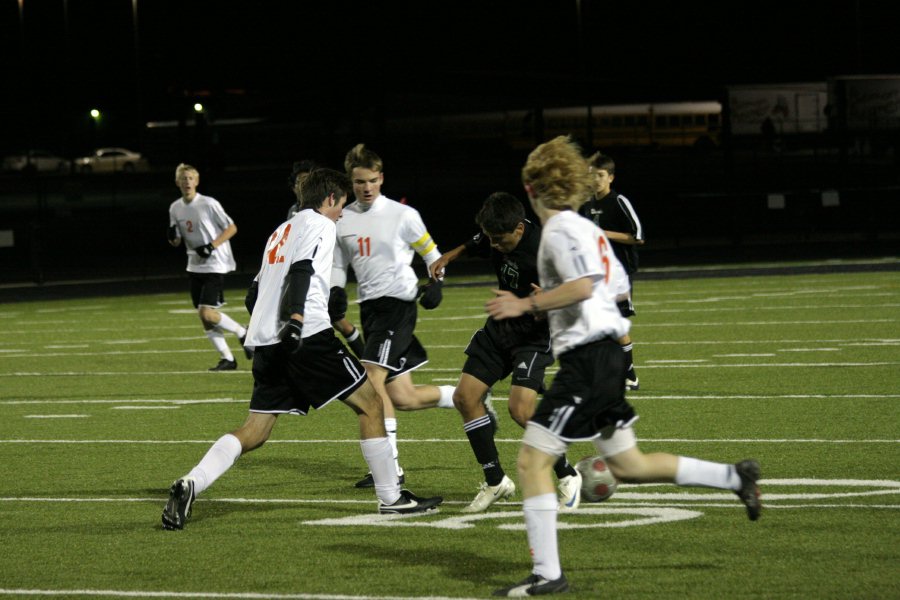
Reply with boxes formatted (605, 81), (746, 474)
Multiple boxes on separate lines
(616, 194), (643, 241)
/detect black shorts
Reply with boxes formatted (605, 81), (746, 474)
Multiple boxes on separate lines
(530, 338), (636, 442)
(189, 273), (225, 309)
(359, 296), (427, 377)
(462, 317), (553, 391)
(249, 329), (367, 415)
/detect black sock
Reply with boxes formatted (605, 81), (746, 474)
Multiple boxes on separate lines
(464, 415), (504, 485)
(622, 342), (636, 380)
(553, 455), (577, 479)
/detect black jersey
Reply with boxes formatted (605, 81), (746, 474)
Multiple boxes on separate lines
(465, 219), (541, 298)
(579, 188), (643, 274)
(464, 220), (549, 349)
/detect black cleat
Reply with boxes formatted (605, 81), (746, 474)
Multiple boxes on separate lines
(493, 573), (570, 596)
(239, 334), (254, 360)
(378, 489), (442, 514)
(734, 459), (762, 521)
(355, 470), (405, 489)
(209, 358), (237, 371)
(161, 478), (195, 530)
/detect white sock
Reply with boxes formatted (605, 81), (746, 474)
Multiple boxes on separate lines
(216, 312), (246, 337)
(437, 385), (455, 408)
(384, 417), (402, 475)
(361, 437), (401, 504)
(206, 329), (234, 361)
(675, 456), (741, 490)
(186, 433), (242, 496)
(524, 493), (562, 580)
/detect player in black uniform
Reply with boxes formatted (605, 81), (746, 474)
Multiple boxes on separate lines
(578, 153), (644, 390)
(431, 192), (582, 513)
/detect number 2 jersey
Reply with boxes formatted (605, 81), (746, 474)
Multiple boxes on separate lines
(168, 193), (236, 274)
(538, 210), (630, 357)
(331, 195), (441, 302)
(244, 209), (335, 349)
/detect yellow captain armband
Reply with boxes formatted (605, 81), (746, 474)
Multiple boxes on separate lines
(412, 232), (437, 256)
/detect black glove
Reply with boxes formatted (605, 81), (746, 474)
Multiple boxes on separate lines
(195, 243), (215, 258)
(279, 318), (304, 354)
(328, 286), (348, 322)
(167, 225), (178, 242)
(418, 279), (443, 310)
(244, 281), (259, 314)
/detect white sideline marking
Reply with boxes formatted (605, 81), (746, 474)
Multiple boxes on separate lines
(23, 415), (89, 419)
(0, 438), (897, 444)
(714, 353), (776, 357)
(777, 347), (840, 352)
(0, 589), (480, 600)
(3, 362), (897, 376)
(112, 406), (179, 410)
(1, 393), (897, 406)
(1, 398), (242, 405)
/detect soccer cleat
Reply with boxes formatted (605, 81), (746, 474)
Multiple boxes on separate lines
(734, 459), (762, 521)
(557, 472), (582, 510)
(239, 333), (254, 360)
(355, 469), (405, 489)
(378, 489), (443, 514)
(209, 358), (237, 371)
(462, 475), (516, 513)
(493, 573), (570, 596)
(483, 388), (499, 433)
(625, 378), (640, 391)
(161, 478), (195, 530)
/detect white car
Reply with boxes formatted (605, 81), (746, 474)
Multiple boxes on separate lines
(75, 147), (148, 173)
(1, 150), (70, 173)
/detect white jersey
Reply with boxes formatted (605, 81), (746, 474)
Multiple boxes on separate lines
(244, 209), (335, 349)
(332, 195), (441, 302)
(168, 193), (236, 274)
(539, 210), (630, 357)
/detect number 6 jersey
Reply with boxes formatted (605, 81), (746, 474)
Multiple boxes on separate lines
(244, 209), (335, 348)
(539, 210), (630, 357)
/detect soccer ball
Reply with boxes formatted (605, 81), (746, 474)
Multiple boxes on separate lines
(575, 455), (618, 502)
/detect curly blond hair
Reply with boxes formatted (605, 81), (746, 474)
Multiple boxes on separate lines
(521, 136), (593, 211)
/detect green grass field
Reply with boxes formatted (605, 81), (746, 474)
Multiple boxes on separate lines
(1, 270), (898, 599)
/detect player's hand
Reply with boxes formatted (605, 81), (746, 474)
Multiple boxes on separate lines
(429, 257), (448, 281)
(418, 279), (443, 310)
(328, 286), (348, 322)
(167, 225), (179, 242)
(486, 289), (526, 320)
(195, 243), (215, 258)
(279, 318), (304, 354)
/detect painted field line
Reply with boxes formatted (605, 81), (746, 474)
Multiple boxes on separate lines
(0, 398), (243, 405)
(1, 393), (898, 407)
(0, 588), (480, 600)
(0, 438), (896, 445)
(23, 415), (89, 419)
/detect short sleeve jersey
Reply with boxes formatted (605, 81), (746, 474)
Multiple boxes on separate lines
(168, 193), (237, 274)
(465, 219), (541, 298)
(333, 195), (439, 302)
(539, 210), (630, 356)
(244, 209), (335, 348)
(579, 188), (643, 274)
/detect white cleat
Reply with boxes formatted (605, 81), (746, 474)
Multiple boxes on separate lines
(557, 472), (582, 511)
(461, 475), (516, 513)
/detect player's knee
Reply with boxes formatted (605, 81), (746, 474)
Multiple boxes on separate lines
(452, 388), (479, 416)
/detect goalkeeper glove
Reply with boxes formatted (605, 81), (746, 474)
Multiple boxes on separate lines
(279, 318), (304, 354)
(195, 243), (215, 258)
(418, 279), (443, 310)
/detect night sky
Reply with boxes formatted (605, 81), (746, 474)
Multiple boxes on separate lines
(2, 0), (899, 152)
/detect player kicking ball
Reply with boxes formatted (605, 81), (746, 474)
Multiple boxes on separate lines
(161, 168), (442, 530)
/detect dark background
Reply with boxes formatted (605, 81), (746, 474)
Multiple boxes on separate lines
(1, 0), (898, 288)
